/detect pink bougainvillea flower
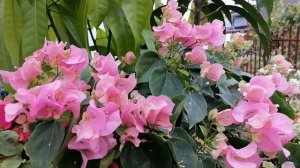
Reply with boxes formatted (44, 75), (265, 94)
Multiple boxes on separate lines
(174, 20), (196, 47)
(225, 142), (262, 168)
(34, 41), (66, 64)
(211, 140), (228, 159)
(91, 52), (121, 76)
(215, 109), (237, 126)
(282, 161), (295, 168)
(120, 101), (146, 132)
(271, 55), (293, 72)
(242, 76), (275, 102)
(0, 58), (42, 90)
(251, 113), (295, 156)
(122, 51), (136, 65)
(0, 101), (12, 130)
(5, 103), (23, 123)
(153, 22), (177, 43)
(161, 1), (182, 23)
(58, 45), (89, 80)
(271, 73), (289, 93)
(185, 46), (207, 64)
(200, 61), (225, 82)
(138, 95), (174, 131)
(120, 127), (141, 147)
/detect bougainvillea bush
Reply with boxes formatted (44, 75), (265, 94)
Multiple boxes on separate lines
(0, 1), (300, 168)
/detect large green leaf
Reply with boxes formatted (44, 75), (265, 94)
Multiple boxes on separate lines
(167, 138), (197, 168)
(87, 0), (109, 27)
(121, 0), (153, 53)
(135, 51), (166, 83)
(3, 0), (22, 66)
(270, 92), (295, 119)
(55, 0), (88, 48)
(24, 120), (65, 167)
(256, 0), (274, 22)
(184, 91), (207, 129)
(120, 143), (155, 168)
(21, 0), (48, 58)
(103, 0), (135, 57)
(149, 67), (184, 98)
(171, 127), (196, 150)
(0, 155), (23, 168)
(142, 29), (156, 52)
(279, 143), (300, 168)
(0, 131), (23, 156)
(0, 1), (13, 70)
(170, 95), (186, 125)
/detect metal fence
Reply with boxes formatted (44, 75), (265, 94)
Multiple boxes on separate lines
(241, 25), (300, 74)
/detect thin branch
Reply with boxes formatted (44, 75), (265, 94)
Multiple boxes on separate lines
(47, 7), (61, 41)
(106, 30), (112, 55)
(87, 20), (99, 52)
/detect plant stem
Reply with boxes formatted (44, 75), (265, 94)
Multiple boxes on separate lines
(193, 0), (203, 25)
(87, 20), (99, 53)
(47, 7), (61, 42)
(106, 30), (112, 55)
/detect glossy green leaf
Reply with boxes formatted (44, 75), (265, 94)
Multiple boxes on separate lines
(279, 143), (300, 168)
(0, 131), (23, 156)
(87, 0), (109, 27)
(139, 134), (173, 168)
(256, 0), (274, 22)
(99, 150), (116, 168)
(142, 29), (156, 51)
(135, 51), (166, 83)
(270, 92), (295, 119)
(3, 0), (22, 66)
(104, 0), (135, 57)
(184, 91), (207, 129)
(171, 127), (196, 150)
(21, 0), (48, 58)
(25, 120), (65, 167)
(217, 92), (240, 107)
(121, 0), (153, 53)
(171, 95), (186, 125)
(0, 155), (23, 168)
(167, 138), (197, 168)
(149, 67), (184, 98)
(120, 143), (155, 168)
(0, 1), (13, 70)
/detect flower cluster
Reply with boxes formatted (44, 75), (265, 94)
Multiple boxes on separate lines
(68, 52), (174, 167)
(209, 56), (298, 167)
(153, 0), (226, 82)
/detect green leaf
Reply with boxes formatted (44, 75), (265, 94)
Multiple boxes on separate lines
(270, 92), (295, 119)
(0, 131), (23, 156)
(56, 0), (88, 48)
(170, 95), (186, 125)
(99, 150), (116, 168)
(120, 143), (155, 168)
(184, 91), (207, 129)
(0, 1), (14, 70)
(21, 0), (48, 58)
(80, 66), (92, 83)
(217, 92), (240, 107)
(142, 29), (156, 52)
(149, 67), (184, 98)
(0, 155), (23, 168)
(256, 0), (274, 22)
(121, 0), (153, 53)
(103, 0), (135, 57)
(171, 127), (196, 150)
(87, 0), (109, 27)
(135, 51), (166, 83)
(167, 138), (197, 168)
(3, 0), (22, 66)
(139, 134), (172, 168)
(24, 120), (65, 167)
(279, 143), (300, 168)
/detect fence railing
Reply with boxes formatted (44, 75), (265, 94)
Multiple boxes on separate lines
(241, 25), (300, 74)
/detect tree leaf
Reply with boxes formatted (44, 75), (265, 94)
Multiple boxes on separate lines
(142, 29), (156, 52)
(3, 0), (22, 66)
(0, 131), (23, 156)
(121, 0), (153, 53)
(217, 92), (240, 107)
(0, 155), (23, 168)
(149, 67), (184, 98)
(120, 143), (155, 168)
(99, 150), (116, 168)
(279, 143), (300, 168)
(167, 138), (197, 168)
(270, 92), (295, 119)
(24, 120), (65, 167)
(0, 1), (14, 70)
(87, 0), (109, 28)
(103, 0), (135, 57)
(171, 127), (196, 150)
(256, 0), (274, 22)
(135, 51), (166, 83)
(170, 95), (186, 125)
(21, 0), (48, 58)
(184, 91), (207, 129)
